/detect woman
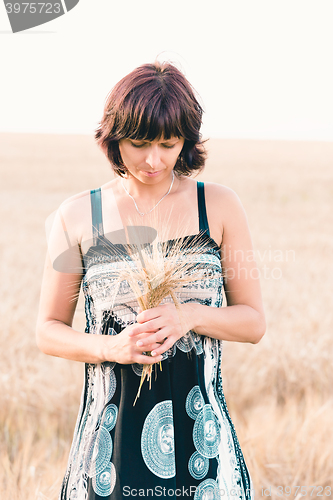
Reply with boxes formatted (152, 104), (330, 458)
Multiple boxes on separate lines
(37, 62), (265, 499)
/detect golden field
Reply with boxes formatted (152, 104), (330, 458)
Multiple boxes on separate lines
(0, 133), (332, 499)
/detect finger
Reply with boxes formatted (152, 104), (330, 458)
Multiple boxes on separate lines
(137, 318), (163, 332)
(135, 353), (163, 365)
(135, 340), (163, 355)
(138, 342), (162, 353)
(150, 337), (176, 357)
(136, 327), (173, 347)
(129, 320), (162, 337)
(135, 340), (161, 350)
(128, 323), (157, 337)
(136, 306), (165, 324)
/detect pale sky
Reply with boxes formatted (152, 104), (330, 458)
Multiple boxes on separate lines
(1, 0), (332, 141)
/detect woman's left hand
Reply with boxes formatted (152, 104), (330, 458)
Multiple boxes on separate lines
(131, 303), (194, 357)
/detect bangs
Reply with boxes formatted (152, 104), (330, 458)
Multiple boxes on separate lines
(122, 92), (185, 142)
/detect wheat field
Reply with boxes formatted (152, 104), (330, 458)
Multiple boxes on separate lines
(0, 133), (332, 499)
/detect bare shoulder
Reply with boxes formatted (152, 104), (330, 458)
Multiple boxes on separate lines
(55, 189), (93, 244)
(202, 182), (248, 245)
(204, 182), (246, 217)
(204, 181), (242, 204)
(59, 189), (92, 213)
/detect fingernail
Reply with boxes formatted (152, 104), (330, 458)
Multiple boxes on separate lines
(137, 341), (143, 347)
(151, 351), (156, 356)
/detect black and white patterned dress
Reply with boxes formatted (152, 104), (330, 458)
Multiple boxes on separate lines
(59, 182), (253, 500)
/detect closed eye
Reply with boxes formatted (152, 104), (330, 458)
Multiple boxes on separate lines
(129, 140), (178, 149)
(130, 141), (147, 148)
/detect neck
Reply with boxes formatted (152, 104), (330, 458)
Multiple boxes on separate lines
(120, 171), (176, 216)
(122, 172), (176, 200)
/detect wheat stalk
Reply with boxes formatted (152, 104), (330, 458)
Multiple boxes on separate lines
(108, 223), (213, 405)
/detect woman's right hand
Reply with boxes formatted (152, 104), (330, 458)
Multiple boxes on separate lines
(36, 248), (164, 365)
(100, 322), (163, 366)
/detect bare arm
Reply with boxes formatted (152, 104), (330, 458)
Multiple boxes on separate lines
(189, 185), (266, 343)
(36, 251), (165, 365)
(36, 251), (103, 362)
(36, 197), (163, 365)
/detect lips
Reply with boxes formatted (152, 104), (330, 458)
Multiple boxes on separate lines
(141, 171), (162, 177)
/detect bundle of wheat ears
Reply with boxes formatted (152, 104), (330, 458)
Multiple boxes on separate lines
(108, 222), (213, 405)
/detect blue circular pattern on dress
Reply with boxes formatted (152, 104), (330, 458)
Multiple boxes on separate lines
(85, 427), (112, 477)
(193, 405), (221, 459)
(176, 332), (194, 352)
(102, 404), (118, 431)
(102, 361), (116, 374)
(188, 451), (209, 480)
(92, 462), (116, 497)
(186, 386), (205, 420)
(141, 400), (176, 479)
(192, 332), (204, 355)
(132, 363), (143, 377)
(177, 331), (204, 355)
(106, 368), (116, 402)
(194, 478), (220, 500)
(161, 343), (176, 361)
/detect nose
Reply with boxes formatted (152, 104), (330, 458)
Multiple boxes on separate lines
(145, 144), (161, 170)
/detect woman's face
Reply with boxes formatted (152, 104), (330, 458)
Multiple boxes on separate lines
(118, 136), (185, 184)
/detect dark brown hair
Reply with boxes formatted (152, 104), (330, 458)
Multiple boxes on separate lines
(95, 62), (207, 177)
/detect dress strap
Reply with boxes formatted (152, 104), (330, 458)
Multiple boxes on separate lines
(90, 188), (104, 245)
(197, 181), (210, 237)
